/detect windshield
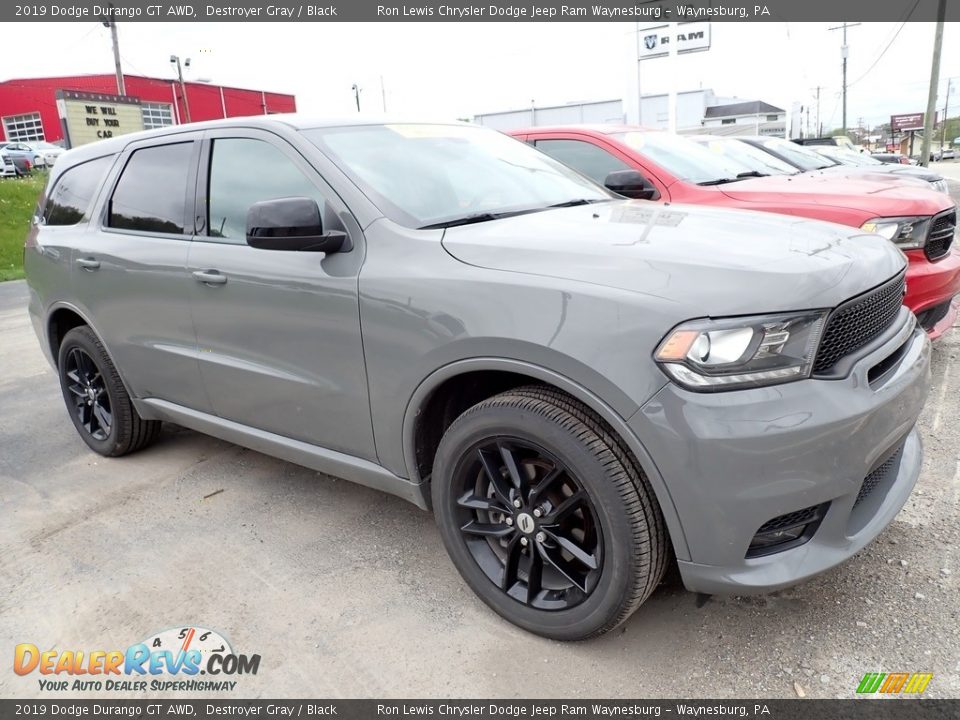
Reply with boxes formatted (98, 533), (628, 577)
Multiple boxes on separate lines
(756, 137), (838, 171)
(610, 131), (749, 184)
(691, 137), (797, 175)
(814, 146), (882, 167)
(303, 124), (611, 228)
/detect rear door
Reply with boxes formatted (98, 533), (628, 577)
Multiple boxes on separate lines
(73, 134), (210, 411)
(186, 128), (375, 461)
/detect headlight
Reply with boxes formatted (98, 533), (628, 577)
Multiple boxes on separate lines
(654, 311), (829, 391)
(861, 216), (930, 250)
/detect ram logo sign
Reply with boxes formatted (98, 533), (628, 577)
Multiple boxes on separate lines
(637, 22), (712, 60)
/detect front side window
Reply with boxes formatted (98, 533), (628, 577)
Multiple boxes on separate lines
(44, 155), (115, 226)
(207, 138), (327, 243)
(303, 124), (610, 229)
(108, 143), (193, 235)
(534, 139), (632, 184)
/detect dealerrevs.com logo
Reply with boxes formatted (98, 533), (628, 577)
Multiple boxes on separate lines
(14, 626), (260, 692)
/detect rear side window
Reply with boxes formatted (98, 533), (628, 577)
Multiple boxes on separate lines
(534, 139), (631, 184)
(44, 155), (114, 226)
(108, 142), (193, 235)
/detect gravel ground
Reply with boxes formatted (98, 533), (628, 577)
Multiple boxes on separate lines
(1, 182), (958, 699)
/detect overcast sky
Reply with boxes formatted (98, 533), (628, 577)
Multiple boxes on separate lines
(7, 21), (960, 129)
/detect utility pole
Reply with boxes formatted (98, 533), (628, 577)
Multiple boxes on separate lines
(380, 75), (386, 113)
(351, 84), (361, 113)
(941, 77), (954, 157)
(920, 0), (945, 168)
(812, 86), (823, 137)
(101, 4), (125, 95)
(170, 55), (191, 123)
(828, 22), (860, 135)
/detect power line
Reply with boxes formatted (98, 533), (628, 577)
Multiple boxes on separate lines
(847, 1), (921, 88)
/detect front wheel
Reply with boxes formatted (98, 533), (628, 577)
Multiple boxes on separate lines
(432, 386), (668, 640)
(57, 326), (162, 457)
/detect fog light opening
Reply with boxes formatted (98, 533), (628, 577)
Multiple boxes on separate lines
(745, 503), (829, 559)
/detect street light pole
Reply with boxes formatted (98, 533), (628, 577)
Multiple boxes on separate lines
(941, 77), (954, 157)
(351, 84), (361, 113)
(170, 55), (192, 124)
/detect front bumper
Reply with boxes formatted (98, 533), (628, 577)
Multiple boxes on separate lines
(904, 247), (960, 340)
(632, 309), (930, 595)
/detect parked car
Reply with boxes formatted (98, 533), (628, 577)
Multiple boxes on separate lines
(26, 118), (930, 640)
(31, 141), (65, 167)
(511, 126), (959, 339)
(1, 154), (17, 178)
(872, 152), (914, 165)
(934, 148), (957, 161)
(0, 141), (45, 169)
(792, 135), (856, 149)
(759, 138), (952, 195)
(8, 155), (32, 176)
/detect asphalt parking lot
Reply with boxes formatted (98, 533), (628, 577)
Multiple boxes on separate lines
(1, 173), (959, 700)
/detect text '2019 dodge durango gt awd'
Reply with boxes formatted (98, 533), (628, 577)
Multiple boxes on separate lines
(26, 119), (930, 640)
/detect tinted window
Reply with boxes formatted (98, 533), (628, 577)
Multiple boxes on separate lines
(108, 142), (193, 234)
(207, 138), (327, 243)
(44, 155), (114, 226)
(534, 139), (632, 184)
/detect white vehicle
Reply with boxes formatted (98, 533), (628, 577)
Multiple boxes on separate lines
(30, 141), (65, 167)
(0, 154), (16, 177)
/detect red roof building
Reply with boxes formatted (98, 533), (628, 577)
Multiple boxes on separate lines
(0, 73), (296, 145)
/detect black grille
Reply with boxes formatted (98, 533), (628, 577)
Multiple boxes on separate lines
(756, 504), (821, 534)
(915, 299), (953, 332)
(855, 447), (902, 509)
(925, 209), (956, 262)
(813, 272), (906, 374)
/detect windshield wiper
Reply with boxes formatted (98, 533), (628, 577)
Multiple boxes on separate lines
(735, 171), (769, 178)
(419, 208), (544, 230)
(696, 177), (740, 186)
(546, 198), (607, 208)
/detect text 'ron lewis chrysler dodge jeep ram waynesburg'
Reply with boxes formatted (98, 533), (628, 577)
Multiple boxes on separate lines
(26, 119), (930, 640)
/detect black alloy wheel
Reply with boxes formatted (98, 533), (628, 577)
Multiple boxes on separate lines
(454, 437), (603, 611)
(63, 346), (112, 441)
(433, 385), (668, 640)
(57, 326), (162, 456)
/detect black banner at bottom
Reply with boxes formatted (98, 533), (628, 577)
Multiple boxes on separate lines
(1, 700), (958, 720)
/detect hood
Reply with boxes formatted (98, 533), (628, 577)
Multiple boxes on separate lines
(441, 201), (906, 318)
(717, 173), (952, 216)
(820, 164), (941, 184)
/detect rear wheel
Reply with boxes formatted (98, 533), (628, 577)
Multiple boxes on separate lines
(432, 385), (667, 640)
(57, 326), (161, 457)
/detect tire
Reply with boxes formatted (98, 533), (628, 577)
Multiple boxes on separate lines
(57, 326), (162, 457)
(432, 385), (667, 640)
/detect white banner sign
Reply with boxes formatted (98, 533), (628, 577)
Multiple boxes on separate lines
(637, 22), (712, 60)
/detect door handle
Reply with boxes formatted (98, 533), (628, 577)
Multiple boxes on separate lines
(76, 257), (100, 271)
(192, 269), (227, 285)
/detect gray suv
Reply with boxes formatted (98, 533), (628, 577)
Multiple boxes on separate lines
(25, 118), (930, 640)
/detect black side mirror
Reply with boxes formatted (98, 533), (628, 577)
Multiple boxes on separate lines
(604, 170), (659, 201)
(246, 197), (351, 253)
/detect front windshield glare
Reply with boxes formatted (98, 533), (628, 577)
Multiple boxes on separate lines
(761, 138), (836, 171)
(694, 138), (796, 175)
(303, 124), (610, 228)
(612, 131), (748, 183)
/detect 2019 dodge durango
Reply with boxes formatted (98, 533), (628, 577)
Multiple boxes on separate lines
(513, 126), (960, 340)
(26, 118), (930, 640)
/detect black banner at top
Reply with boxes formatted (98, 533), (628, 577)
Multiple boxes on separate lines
(6, 0), (960, 23)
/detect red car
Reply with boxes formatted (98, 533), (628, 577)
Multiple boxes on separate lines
(511, 126), (959, 339)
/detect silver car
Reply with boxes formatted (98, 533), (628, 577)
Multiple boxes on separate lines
(25, 118), (930, 640)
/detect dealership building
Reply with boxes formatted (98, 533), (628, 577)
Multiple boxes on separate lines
(0, 74), (296, 148)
